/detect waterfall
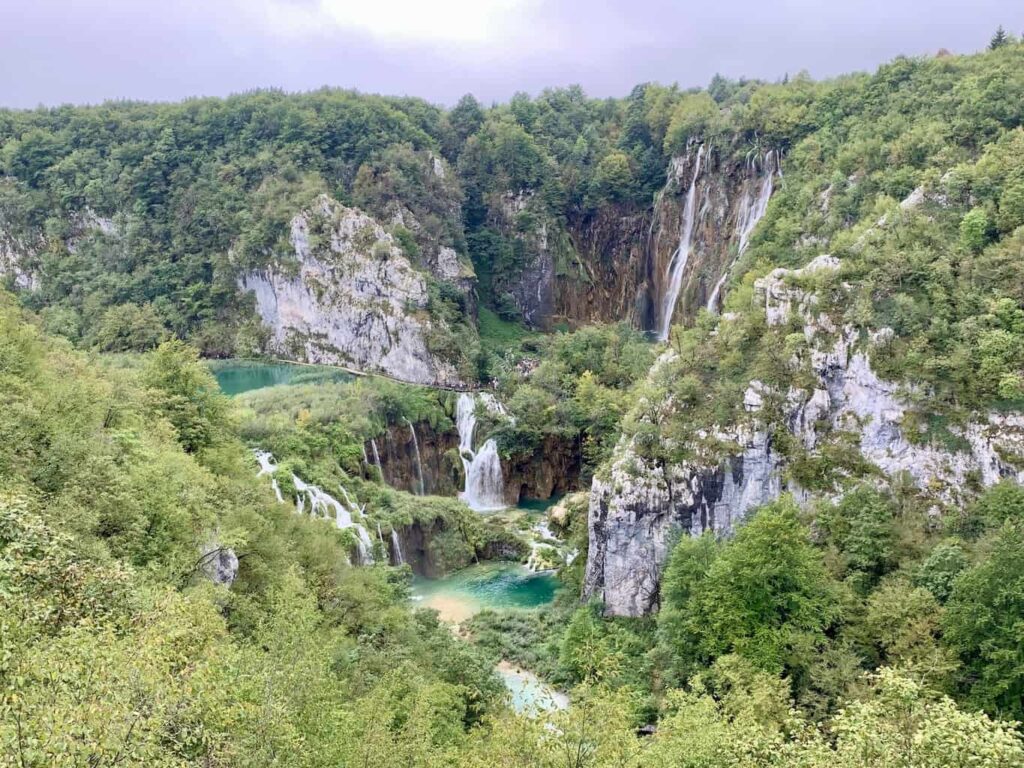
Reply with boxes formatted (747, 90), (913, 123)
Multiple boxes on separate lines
(708, 149), (779, 314)
(370, 438), (382, 471)
(289, 473), (375, 565)
(390, 528), (405, 565)
(255, 450), (285, 503)
(406, 420), (425, 496)
(456, 392), (507, 511)
(659, 144), (705, 341)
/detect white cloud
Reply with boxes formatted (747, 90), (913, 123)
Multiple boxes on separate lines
(267, 0), (538, 45)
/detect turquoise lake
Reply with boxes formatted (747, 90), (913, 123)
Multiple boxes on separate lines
(211, 361), (352, 396)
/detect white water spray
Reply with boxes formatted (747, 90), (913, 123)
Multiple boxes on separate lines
(406, 420), (426, 496)
(456, 393), (507, 511)
(659, 144), (705, 341)
(390, 528), (405, 565)
(255, 450), (285, 503)
(707, 149), (779, 314)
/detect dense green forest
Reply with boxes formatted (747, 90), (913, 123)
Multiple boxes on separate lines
(3, 31), (1024, 768)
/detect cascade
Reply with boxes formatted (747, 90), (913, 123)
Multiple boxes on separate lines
(391, 528), (405, 565)
(288, 473), (375, 564)
(456, 392), (507, 511)
(369, 438), (382, 471)
(406, 419), (425, 495)
(707, 149), (779, 313)
(659, 144), (705, 340)
(255, 449), (284, 502)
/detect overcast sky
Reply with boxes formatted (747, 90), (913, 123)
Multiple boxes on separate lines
(1, 1), (1019, 109)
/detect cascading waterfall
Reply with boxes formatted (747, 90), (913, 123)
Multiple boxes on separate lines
(659, 144), (705, 341)
(254, 449), (375, 564)
(390, 528), (405, 565)
(406, 419), (426, 496)
(369, 438), (382, 472)
(293, 475), (375, 564)
(255, 450), (284, 503)
(707, 149), (780, 313)
(456, 393), (507, 511)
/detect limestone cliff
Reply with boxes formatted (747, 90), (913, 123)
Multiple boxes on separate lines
(496, 142), (780, 332)
(239, 195), (467, 387)
(584, 255), (1024, 617)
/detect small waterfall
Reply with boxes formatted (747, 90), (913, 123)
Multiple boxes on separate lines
(255, 450), (285, 502)
(390, 528), (405, 565)
(290, 473), (375, 565)
(406, 419), (425, 496)
(456, 393), (507, 511)
(370, 438), (382, 472)
(708, 149), (779, 314)
(659, 144), (705, 341)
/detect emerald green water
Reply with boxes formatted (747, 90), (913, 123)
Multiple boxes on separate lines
(411, 562), (557, 622)
(211, 361), (351, 396)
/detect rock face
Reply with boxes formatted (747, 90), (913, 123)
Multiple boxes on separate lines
(198, 543), (239, 587)
(584, 428), (784, 617)
(239, 195), (464, 387)
(502, 143), (781, 331)
(584, 255), (1024, 617)
(553, 207), (653, 329)
(503, 435), (583, 505)
(649, 144), (781, 331)
(369, 420), (461, 497)
(489, 192), (559, 329)
(0, 209), (118, 293)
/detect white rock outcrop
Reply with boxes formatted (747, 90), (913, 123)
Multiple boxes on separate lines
(239, 195), (462, 387)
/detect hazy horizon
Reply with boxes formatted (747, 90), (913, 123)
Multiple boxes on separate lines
(2, 1), (1020, 109)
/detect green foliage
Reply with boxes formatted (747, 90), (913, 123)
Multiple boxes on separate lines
(943, 521), (1024, 720)
(817, 487), (899, 592)
(663, 92), (725, 153)
(913, 541), (969, 602)
(658, 498), (840, 694)
(142, 340), (232, 455)
(493, 323), (655, 475)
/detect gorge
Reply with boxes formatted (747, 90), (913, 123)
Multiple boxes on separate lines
(3, 37), (1024, 764)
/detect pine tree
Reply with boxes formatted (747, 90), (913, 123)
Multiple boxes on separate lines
(989, 25), (1009, 50)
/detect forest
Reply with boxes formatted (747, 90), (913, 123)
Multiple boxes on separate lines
(2, 30), (1024, 768)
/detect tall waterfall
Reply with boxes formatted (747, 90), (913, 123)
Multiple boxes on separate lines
(406, 420), (425, 495)
(390, 528), (405, 565)
(707, 149), (780, 313)
(659, 144), (705, 341)
(456, 392), (507, 511)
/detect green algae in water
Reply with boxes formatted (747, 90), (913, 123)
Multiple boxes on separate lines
(211, 361), (351, 396)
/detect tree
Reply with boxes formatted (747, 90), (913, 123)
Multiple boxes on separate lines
(960, 207), (994, 252)
(943, 521), (1024, 720)
(141, 340), (232, 454)
(663, 92), (724, 153)
(89, 302), (167, 352)
(818, 487), (898, 592)
(589, 151), (636, 204)
(989, 25), (1010, 50)
(658, 498), (840, 690)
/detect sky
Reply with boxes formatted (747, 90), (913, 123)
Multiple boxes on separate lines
(0, 0), (1019, 108)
